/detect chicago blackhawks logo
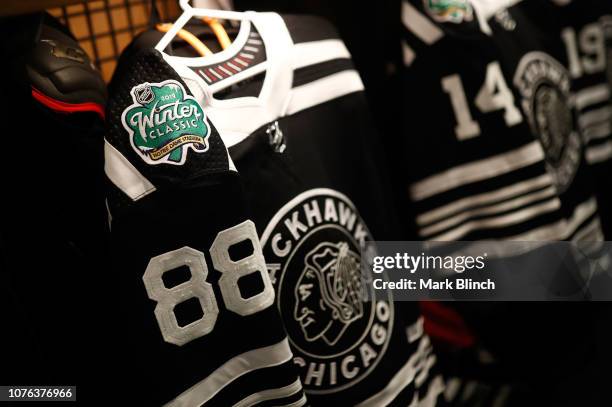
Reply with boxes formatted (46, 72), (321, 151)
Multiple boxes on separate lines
(423, 0), (473, 24)
(121, 80), (210, 165)
(514, 52), (581, 193)
(261, 189), (393, 395)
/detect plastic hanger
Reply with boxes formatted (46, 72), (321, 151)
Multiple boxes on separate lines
(156, 23), (213, 56)
(155, 18), (231, 56)
(203, 17), (232, 50)
(155, 0), (249, 54)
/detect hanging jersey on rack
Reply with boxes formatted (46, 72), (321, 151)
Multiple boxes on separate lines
(117, 6), (444, 406)
(485, 0), (612, 236)
(399, 0), (602, 244)
(105, 47), (306, 406)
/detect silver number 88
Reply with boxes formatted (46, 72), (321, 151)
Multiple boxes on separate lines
(142, 220), (274, 346)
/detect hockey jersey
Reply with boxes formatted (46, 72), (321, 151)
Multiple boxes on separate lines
(106, 50), (305, 406)
(400, 0), (602, 244)
(110, 10), (443, 406)
(483, 0), (612, 239)
(399, 1), (609, 405)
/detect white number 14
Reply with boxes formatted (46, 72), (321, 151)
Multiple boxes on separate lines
(441, 61), (523, 140)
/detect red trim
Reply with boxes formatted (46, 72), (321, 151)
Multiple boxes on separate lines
(224, 63), (237, 73)
(419, 301), (476, 349)
(215, 67), (228, 78)
(31, 87), (105, 120)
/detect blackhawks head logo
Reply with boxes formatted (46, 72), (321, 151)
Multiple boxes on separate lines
(261, 189), (394, 394)
(423, 0), (473, 24)
(295, 242), (366, 346)
(121, 80), (210, 165)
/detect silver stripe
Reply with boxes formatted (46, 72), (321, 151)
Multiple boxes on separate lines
(416, 173), (552, 226)
(286, 70), (364, 116)
(355, 336), (435, 407)
(218, 65), (232, 76)
(409, 375), (445, 407)
(247, 39), (263, 45)
(243, 45), (259, 53)
(428, 198), (561, 241)
(506, 197), (598, 240)
(235, 58), (249, 67)
(420, 186), (557, 237)
(165, 338), (293, 407)
(355, 336), (436, 407)
(233, 379), (303, 407)
(402, 40), (416, 66)
(578, 106), (612, 129)
(583, 122), (612, 142)
(227, 62), (242, 72)
(239, 52), (255, 59)
(283, 394), (307, 407)
(209, 68), (223, 80)
(292, 39), (351, 70)
(104, 140), (156, 201)
(443, 378), (462, 402)
(586, 141), (612, 164)
(410, 141), (544, 201)
(401, 1), (444, 44)
(572, 216), (603, 244)
(199, 70), (212, 82)
(575, 84), (610, 110)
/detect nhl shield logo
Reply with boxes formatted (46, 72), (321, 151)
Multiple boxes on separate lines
(261, 188), (393, 395)
(121, 80), (210, 165)
(134, 83), (154, 104)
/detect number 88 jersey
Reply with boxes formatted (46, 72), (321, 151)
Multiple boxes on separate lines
(399, 0), (602, 243)
(105, 48), (305, 406)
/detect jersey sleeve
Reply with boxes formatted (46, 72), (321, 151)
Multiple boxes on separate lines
(105, 48), (305, 406)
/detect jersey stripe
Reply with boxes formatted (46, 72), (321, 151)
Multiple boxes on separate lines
(410, 141), (544, 201)
(233, 379), (303, 407)
(415, 173), (553, 226)
(575, 83), (610, 110)
(292, 39), (351, 70)
(280, 394), (307, 407)
(412, 375), (445, 407)
(104, 140), (156, 201)
(575, 85), (612, 164)
(165, 338), (293, 407)
(286, 70), (364, 115)
(427, 198), (561, 241)
(505, 196), (597, 240)
(572, 216), (603, 243)
(401, 1), (444, 45)
(419, 186), (558, 238)
(402, 41), (417, 66)
(586, 141), (612, 164)
(355, 335), (436, 407)
(578, 106), (612, 132)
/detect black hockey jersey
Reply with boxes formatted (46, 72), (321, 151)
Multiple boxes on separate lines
(483, 0), (612, 239)
(491, 0), (612, 237)
(398, 1), (608, 405)
(105, 51), (305, 406)
(400, 0), (602, 244)
(116, 10), (444, 406)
